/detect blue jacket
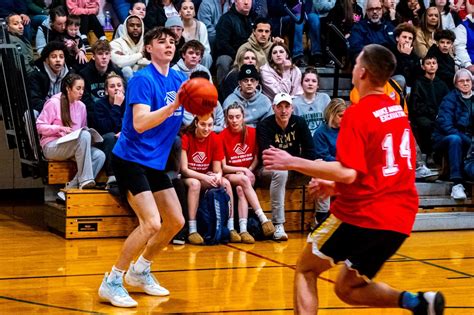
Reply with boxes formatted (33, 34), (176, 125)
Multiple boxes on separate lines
(312, 123), (338, 162)
(432, 89), (473, 145)
(348, 18), (395, 61)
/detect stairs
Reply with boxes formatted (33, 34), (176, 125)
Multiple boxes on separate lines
(414, 182), (474, 231)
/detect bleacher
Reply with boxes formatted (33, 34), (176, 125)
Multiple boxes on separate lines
(1, 14), (473, 240)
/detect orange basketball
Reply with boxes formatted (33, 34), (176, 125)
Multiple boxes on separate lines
(179, 78), (218, 116)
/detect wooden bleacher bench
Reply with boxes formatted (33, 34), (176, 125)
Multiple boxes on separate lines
(44, 160), (474, 239)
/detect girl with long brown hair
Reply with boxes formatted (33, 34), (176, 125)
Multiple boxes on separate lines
(36, 73), (105, 200)
(220, 103), (275, 243)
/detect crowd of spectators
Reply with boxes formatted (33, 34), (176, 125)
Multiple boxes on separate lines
(1, 0), (474, 242)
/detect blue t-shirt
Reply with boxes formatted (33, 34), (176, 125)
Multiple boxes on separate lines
(113, 64), (187, 170)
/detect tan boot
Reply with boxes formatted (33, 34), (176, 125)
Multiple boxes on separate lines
(240, 231), (255, 244)
(229, 230), (242, 243)
(188, 232), (204, 245)
(261, 221), (276, 237)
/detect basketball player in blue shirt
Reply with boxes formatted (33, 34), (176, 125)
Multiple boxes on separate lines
(98, 27), (188, 308)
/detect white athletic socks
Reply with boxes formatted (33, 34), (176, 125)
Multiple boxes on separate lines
(227, 218), (234, 231)
(239, 218), (248, 233)
(254, 209), (268, 223)
(108, 265), (125, 282)
(133, 255), (152, 273)
(189, 220), (197, 234)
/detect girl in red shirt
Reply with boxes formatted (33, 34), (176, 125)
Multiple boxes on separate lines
(221, 103), (276, 243)
(181, 114), (240, 245)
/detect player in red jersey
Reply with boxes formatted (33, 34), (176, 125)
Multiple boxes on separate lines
(262, 44), (445, 315)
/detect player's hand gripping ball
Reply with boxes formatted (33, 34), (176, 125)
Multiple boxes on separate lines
(178, 78), (218, 117)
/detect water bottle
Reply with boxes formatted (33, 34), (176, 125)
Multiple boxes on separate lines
(104, 11), (113, 31)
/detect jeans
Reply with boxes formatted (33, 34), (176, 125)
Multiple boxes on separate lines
(258, 168), (310, 225)
(111, 0), (130, 23)
(283, 13), (322, 58)
(97, 132), (117, 176)
(216, 55), (233, 85)
(433, 134), (470, 181)
(43, 131), (105, 186)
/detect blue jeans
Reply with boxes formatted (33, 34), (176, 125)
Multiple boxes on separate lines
(433, 134), (470, 181)
(284, 13), (322, 58)
(111, 0), (130, 23)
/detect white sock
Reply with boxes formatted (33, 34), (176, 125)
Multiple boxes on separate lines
(239, 218), (248, 233)
(254, 209), (268, 223)
(227, 218), (234, 231)
(133, 255), (151, 273)
(189, 220), (197, 233)
(107, 265), (125, 282)
(99, 35), (107, 40)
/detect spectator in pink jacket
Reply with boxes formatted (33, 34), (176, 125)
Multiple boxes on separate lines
(260, 43), (303, 101)
(66, 0), (106, 47)
(36, 73), (105, 201)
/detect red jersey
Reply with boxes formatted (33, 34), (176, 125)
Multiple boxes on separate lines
(182, 132), (224, 173)
(220, 126), (258, 168)
(332, 94), (418, 235)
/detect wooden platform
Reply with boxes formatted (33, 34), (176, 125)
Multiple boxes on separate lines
(44, 189), (137, 239)
(45, 160), (474, 238)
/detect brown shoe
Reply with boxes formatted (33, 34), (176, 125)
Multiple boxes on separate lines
(188, 232), (204, 245)
(261, 220), (276, 237)
(240, 231), (255, 244)
(229, 230), (241, 243)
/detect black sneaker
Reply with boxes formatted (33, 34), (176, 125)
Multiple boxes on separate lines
(293, 56), (308, 68)
(413, 292), (445, 315)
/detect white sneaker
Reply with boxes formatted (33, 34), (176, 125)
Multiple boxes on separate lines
(98, 273), (137, 308)
(80, 179), (95, 189)
(125, 262), (170, 296)
(451, 184), (467, 200)
(57, 191), (66, 202)
(413, 291), (445, 315)
(415, 165), (439, 180)
(273, 224), (288, 241)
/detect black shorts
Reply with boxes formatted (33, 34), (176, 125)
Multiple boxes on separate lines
(112, 153), (173, 196)
(308, 214), (407, 281)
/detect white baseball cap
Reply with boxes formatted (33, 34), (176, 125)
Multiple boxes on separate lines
(273, 93), (293, 106)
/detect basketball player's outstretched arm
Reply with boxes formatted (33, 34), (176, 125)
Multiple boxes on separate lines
(132, 94), (181, 133)
(262, 147), (357, 184)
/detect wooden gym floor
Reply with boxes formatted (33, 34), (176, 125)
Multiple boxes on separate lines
(0, 202), (472, 314)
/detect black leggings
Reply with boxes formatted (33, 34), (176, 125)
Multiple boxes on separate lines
(80, 15), (105, 40)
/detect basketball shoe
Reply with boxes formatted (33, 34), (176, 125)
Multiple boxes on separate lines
(412, 292), (445, 315)
(125, 262), (170, 296)
(273, 224), (288, 241)
(98, 273), (137, 307)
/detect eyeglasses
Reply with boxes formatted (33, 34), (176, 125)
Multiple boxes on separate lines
(367, 7), (382, 12)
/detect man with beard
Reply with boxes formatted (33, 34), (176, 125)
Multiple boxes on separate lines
(29, 41), (69, 113)
(348, 0), (396, 63)
(80, 40), (124, 127)
(110, 15), (150, 81)
(6, 13), (34, 75)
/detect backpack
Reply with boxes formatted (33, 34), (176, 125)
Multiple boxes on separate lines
(246, 211), (265, 240)
(197, 187), (231, 245)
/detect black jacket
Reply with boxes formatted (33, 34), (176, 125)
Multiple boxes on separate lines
(257, 114), (317, 160)
(28, 61), (71, 112)
(426, 44), (456, 90)
(215, 4), (256, 58)
(394, 48), (421, 88)
(408, 75), (450, 123)
(143, 1), (167, 30)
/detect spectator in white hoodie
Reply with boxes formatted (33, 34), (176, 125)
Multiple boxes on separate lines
(110, 15), (150, 80)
